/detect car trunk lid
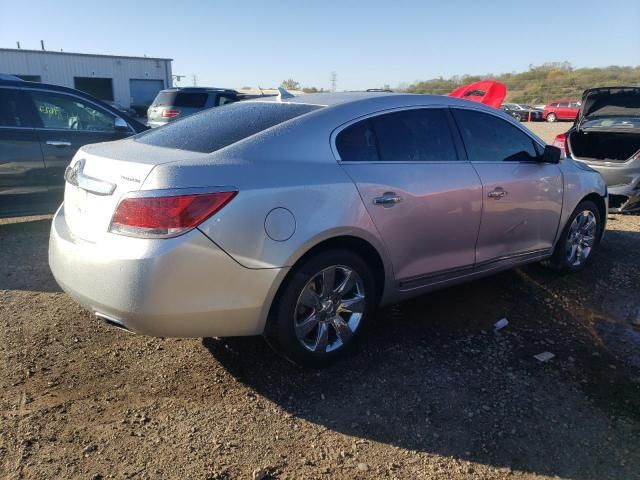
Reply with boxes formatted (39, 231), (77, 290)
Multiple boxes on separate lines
(577, 86), (640, 130)
(64, 140), (209, 242)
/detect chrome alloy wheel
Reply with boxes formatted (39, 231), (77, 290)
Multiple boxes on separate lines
(565, 210), (597, 267)
(294, 265), (365, 353)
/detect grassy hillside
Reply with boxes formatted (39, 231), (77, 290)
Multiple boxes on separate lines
(403, 62), (640, 104)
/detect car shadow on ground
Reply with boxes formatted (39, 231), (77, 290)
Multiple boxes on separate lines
(0, 218), (61, 293)
(204, 242), (640, 479)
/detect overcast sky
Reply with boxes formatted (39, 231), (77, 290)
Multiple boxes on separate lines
(2, 0), (639, 90)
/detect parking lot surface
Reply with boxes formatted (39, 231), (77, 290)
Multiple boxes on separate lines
(1, 156), (639, 479)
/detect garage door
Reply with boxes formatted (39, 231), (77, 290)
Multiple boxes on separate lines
(74, 77), (114, 101)
(130, 79), (164, 111)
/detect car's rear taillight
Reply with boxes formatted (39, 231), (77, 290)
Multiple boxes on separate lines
(109, 191), (237, 238)
(552, 133), (568, 158)
(162, 109), (181, 118)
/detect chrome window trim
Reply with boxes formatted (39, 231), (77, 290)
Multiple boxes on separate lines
(330, 104), (458, 163)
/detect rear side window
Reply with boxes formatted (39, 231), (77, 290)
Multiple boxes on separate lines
(136, 101), (322, 153)
(335, 119), (378, 161)
(372, 109), (457, 162)
(217, 94), (238, 106)
(153, 91), (208, 108)
(0, 89), (33, 127)
(336, 108), (457, 162)
(452, 109), (538, 162)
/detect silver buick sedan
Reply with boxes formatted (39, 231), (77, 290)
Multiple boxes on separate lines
(49, 91), (607, 366)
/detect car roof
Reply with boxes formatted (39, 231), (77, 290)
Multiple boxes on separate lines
(247, 91), (501, 110)
(0, 78), (93, 96)
(159, 87), (238, 94)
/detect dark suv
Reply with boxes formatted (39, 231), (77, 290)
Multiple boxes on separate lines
(0, 78), (147, 217)
(146, 87), (242, 128)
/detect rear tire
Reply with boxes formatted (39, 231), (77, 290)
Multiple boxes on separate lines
(264, 250), (376, 367)
(546, 112), (557, 122)
(545, 200), (601, 273)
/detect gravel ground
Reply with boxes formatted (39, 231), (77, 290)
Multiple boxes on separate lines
(1, 212), (639, 479)
(523, 121), (570, 144)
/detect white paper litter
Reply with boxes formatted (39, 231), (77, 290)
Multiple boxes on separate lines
(534, 351), (555, 362)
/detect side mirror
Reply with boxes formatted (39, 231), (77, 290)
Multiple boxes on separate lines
(114, 117), (129, 132)
(542, 144), (562, 164)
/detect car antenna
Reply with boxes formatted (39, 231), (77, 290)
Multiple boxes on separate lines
(277, 87), (295, 102)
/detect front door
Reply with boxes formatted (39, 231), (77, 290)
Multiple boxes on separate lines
(451, 108), (563, 265)
(27, 89), (130, 200)
(336, 107), (483, 286)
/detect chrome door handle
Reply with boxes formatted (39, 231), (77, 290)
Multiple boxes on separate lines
(46, 140), (72, 147)
(373, 193), (402, 207)
(488, 188), (508, 199)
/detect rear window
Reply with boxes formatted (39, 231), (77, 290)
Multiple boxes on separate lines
(153, 91), (208, 108)
(135, 101), (322, 153)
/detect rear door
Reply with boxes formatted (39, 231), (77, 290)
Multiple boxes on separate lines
(557, 102), (571, 120)
(451, 108), (563, 264)
(0, 87), (49, 216)
(337, 107), (483, 286)
(27, 89), (132, 197)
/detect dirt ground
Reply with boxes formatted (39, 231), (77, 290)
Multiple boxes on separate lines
(1, 187), (640, 478)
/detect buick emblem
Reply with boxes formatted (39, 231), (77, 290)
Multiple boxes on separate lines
(64, 159), (85, 187)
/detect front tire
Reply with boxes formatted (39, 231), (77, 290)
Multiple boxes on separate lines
(265, 250), (376, 367)
(546, 200), (601, 273)
(546, 112), (557, 122)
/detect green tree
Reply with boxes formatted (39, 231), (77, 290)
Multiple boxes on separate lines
(281, 79), (301, 90)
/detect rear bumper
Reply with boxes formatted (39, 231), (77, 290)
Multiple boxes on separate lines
(48, 204), (286, 337)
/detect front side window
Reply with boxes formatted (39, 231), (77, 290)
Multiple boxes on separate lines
(336, 108), (458, 162)
(452, 108), (539, 162)
(29, 91), (117, 131)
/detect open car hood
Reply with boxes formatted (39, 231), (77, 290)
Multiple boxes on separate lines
(449, 80), (507, 109)
(578, 86), (640, 127)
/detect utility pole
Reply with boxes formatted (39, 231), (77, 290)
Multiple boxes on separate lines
(330, 71), (337, 92)
(192, 74), (197, 86)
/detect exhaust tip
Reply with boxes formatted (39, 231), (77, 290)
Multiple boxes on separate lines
(95, 312), (133, 333)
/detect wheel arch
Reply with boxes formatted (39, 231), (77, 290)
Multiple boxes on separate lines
(580, 192), (607, 238)
(283, 234), (387, 304)
(261, 233), (389, 337)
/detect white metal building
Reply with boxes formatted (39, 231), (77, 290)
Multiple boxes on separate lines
(0, 48), (173, 111)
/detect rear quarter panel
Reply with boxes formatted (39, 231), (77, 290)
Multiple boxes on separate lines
(140, 111), (397, 304)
